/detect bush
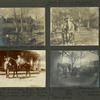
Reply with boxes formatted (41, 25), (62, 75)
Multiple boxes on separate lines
(79, 66), (98, 77)
(71, 67), (78, 76)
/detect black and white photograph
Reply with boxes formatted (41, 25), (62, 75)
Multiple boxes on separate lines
(50, 7), (99, 46)
(0, 8), (45, 46)
(50, 51), (99, 87)
(0, 50), (46, 87)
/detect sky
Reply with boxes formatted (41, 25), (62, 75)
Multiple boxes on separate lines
(59, 51), (99, 68)
(0, 8), (45, 19)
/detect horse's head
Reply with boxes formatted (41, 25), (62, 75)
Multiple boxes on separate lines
(64, 17), (69, 23)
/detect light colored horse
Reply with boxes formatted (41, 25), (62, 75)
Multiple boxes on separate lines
(62, 18), (75, 44)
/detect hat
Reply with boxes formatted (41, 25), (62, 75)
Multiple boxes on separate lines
(64, 17), (69, 21)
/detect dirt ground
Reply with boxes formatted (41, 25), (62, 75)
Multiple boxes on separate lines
(50, 27), (99, 46)
(0, 71), (46, 87)
(51, 72), (99, 87)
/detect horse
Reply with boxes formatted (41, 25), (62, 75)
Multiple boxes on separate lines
(57, 62), (71, 78)
(26, 23), (35, 37)
(62, 17), (75, 44)
(4, 57), (18, 78)
(17, 59), (31, 77)
(4, 57), (31, 78)
(20, 61), (31, 76)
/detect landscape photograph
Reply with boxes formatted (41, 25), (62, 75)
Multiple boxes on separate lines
(50, 7), (99, 46)
(0, 50), (46, 87)
(50, 50), (99, 87)
(0, 8), (45, 46)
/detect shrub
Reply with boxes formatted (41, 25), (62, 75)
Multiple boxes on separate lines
(71, 67), (78, 76)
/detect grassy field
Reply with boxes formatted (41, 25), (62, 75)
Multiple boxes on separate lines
(50, 27), (99, 46)
(51, 72), (98, 87)
(0, 23), (45, 46)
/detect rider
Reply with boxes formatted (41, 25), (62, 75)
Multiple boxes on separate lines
(62, 16), (69, 44)
(16, 55), (25, 69)
(16, 55), (22, 69)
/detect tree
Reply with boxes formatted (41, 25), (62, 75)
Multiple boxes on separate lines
(59, 51), (79, 72)
(51, 7), (98, 30)
(20, 8), (23, 32)
(13, 8), (19, 32)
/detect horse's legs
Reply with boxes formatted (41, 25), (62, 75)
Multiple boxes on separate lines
(6, 69), (9, 78)
(26, 67), (27, 77)
(57, 69), (59, 79)
(63, 68), (67, 78)
(62, 32), (65, 44)
(16, 70), (18, 77)
(15, 65), (18, 78)
(13, 69), (15, 78)
(69, 32), (74, 44)
(15, 69), (18, 78)
(6, 70), (8, 78)
(68, 32), (71, 44)
(27, 69), (31, 76)
(28, 68), (31, 76)
(71, 33), (75, 44)
(66, 32), (70, 44)
(65, 31), (67, 43)
(13, 67), (17, 78)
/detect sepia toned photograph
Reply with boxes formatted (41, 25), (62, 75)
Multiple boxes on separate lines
(0, 50), (46, 87)
(0, 8), (45, 46)
(50, 51), (99, 87)
(50, 7), (99, 46)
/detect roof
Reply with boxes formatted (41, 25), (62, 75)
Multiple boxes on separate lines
(0, 50), (40, 64)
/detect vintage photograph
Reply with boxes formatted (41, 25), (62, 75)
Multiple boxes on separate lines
(50, 7), (99, 46)
(50, 51), (99, 87)
(0, 8), (45, 46)
(0, 50), (46, 87)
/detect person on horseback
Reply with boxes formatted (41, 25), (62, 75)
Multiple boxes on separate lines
(16, 55), (31, 76)
(62, 16), (75, 44)
(16, 55), (24, 69)
(61, 17), (69, 44)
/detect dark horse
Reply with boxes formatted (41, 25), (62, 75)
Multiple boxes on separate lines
(19, 61), (31, 76)
(57, 62), (71, 78)
(4, 57), (31, 78)
(4, 57), (18, 78)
